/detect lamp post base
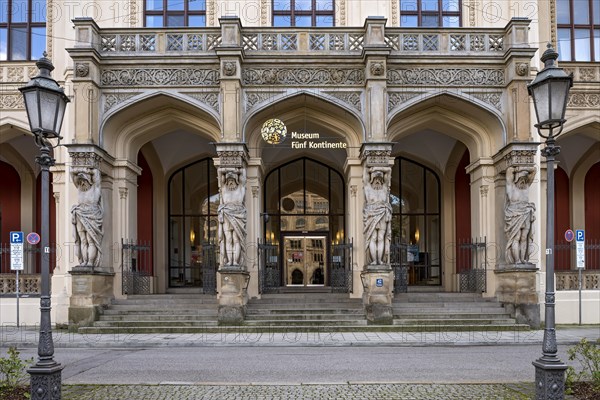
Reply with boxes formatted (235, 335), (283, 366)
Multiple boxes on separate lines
(28, 363), (63, 400)
(532, 358), (568, 400)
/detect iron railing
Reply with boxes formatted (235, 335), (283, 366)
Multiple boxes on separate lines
(201, 242), (218, 295)
(258, 239), (280, 294)
(391, 240), (408, 293)
(330, 239), (353, 293)
(555, 239), (600, 271)
(0, 243), (56, 274)
(457, 237), (487, 293)
(121, 239), (152, 295)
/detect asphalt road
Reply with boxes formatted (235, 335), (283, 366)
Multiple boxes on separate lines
(11, 345), (573, 385)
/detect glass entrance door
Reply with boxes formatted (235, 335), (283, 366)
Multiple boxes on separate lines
(283, 236), (326, 286)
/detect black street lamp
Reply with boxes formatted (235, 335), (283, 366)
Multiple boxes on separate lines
(528, 44), (573, 400)
(19, 52), (69, 400)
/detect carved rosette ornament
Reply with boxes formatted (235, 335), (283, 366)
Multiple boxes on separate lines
(75, 63), (90, 77)
(516, 63), (529, 77)
(370, 62), (385, 76)
(222, 61), (237, 76)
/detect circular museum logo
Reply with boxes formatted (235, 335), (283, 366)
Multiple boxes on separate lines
(261, 118), (287, 145)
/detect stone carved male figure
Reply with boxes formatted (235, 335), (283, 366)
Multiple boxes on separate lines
(71, 166), (103, 268)
(504, 165), (537, 264)
(218, 167), (246, 267)
(363, 166), (392, 265)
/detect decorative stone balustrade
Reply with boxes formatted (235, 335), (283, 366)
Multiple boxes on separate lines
(68, 16), (529, 57)
(556, 271), (600, 291)
(0, 274), (42, 295)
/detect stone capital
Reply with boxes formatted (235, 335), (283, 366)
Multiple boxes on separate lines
(360, 143), (393, 166)
(215, 143), (248, 168)
(493, 141), (540, 175)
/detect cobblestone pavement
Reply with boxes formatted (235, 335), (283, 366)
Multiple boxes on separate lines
(62, 383), (540, 400)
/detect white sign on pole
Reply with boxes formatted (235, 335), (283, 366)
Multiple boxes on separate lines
(10, 231), (24, 271)
(576, 229), (585, 269)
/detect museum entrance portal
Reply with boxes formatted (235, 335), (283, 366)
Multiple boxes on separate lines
(261, 158), (346, 291)
(283, 235), (326, 286)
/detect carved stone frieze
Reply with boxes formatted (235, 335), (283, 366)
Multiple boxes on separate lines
(70, 152), (102, 169)
(361, 144), (392, 166)
(324, 91), (362, 112)
(550, 0), (557, 46)
(217, 150), (248, 167)
(471, 92), (503, 110)
(568, 92), (600, 108)
(104, 93), (137, 112)
(75, 63), (90, 77)
(387, 91), (422, 111)
(387, 68), (505, 86)
(128, 0), (138, 26)
(579, 68), (597, 81)
(503, 150), (537, 169)
(185, 92), (220, 113)
(0, 93), (25, 109)
(101, 68), (220, 86)
(242, 68), (365, 86)
(7, 67), (22, 82)
(339, 0), (347, 25)
(245, 91), (284, 111)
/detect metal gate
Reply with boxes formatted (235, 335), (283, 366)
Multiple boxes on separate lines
(258, 239), (280, 294)
(391, 240), (408, 293)
(121, 239), (152, 295)
(330, 239), (353, 293)
(457, 237), (487, 293)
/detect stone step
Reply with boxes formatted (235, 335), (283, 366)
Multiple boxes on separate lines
(392, 302), (504, 309)
(247, 309), (364, 315)
(393, 318), (517, 326)
(107, 304), (217, 311)
(243, 319), (369, 326)
(394, 293), (496, 302)
(99, 314), (217, 321)
(393, 312), (512, 319)
(101, 309), (216, 316)
(248, 302), (364, 309)
(78, 324), (531, 335)
(246, 314), (366, 321)
(93, 320), (219, 327)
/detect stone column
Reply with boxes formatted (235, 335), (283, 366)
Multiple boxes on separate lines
(360, 143), (394, 324)
(492, 143), (541, 327)
(214, 144), (250, 325)
(65, 145), (115, 327)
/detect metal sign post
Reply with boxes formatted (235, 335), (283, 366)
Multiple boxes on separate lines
(576, 230), (585, 326)
(10, 231), (24, 327)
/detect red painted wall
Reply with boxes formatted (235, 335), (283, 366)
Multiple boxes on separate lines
(0, 161), (21, 273)
(585, 162), (600, 269)
(455, 150), (472, 273)
(554, 167), (571, 270)
(137, 152), (154, 275)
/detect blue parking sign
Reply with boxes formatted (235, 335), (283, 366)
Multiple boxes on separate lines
(10, 231), (23, 244)
(576, 230), (584, 242)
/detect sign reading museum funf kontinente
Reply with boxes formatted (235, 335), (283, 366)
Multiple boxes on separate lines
(290, 132), (347, 149)
(260, 119), (347, 149)
(10, 231), (24, 271)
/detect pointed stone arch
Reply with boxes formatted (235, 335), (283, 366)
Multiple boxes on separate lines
(101, 93), (221, 161)
(387, 92), (506, 160)
(243, 91), (365, 160)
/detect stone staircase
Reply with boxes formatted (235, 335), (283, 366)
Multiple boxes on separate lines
(77, 291), (529, 334)
(392, 292), (528, 331)
(78, 294), (219, 334)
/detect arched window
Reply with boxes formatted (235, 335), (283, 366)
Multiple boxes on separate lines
(390, 157), (441, 285)
(264, 157), (345, 242)
(168, 158), (218, 287)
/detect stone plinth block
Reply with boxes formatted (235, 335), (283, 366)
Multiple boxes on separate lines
(68, 269), (115, 327)
(495, 267), (540, 328)
(361, 266), (393, 325)
(218, 268), (250, 325)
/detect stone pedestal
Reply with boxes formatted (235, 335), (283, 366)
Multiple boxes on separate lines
(495, 266), (540, 328)
(68, 267), (115, 327)
(217, 267), (250, 325)
(361, 266), (393, 325)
